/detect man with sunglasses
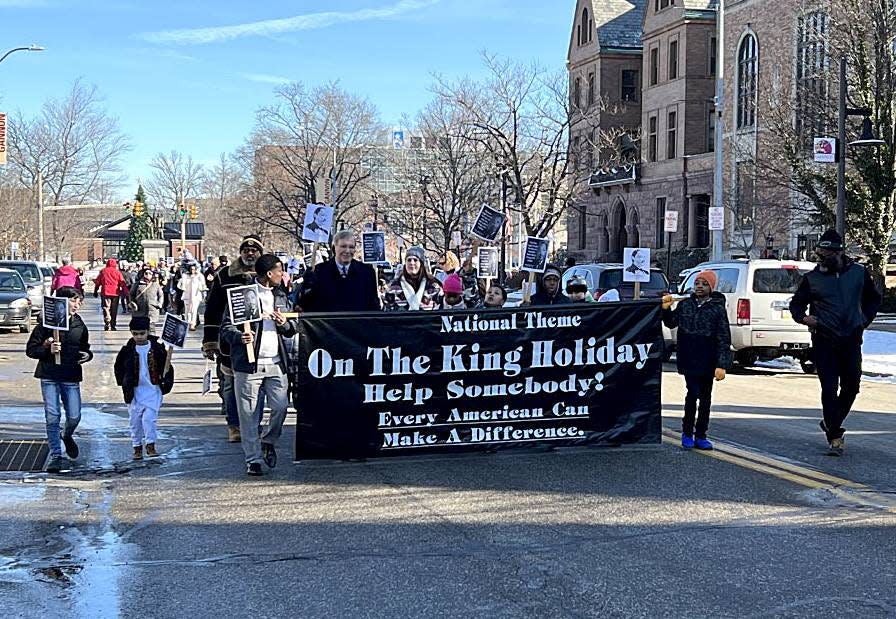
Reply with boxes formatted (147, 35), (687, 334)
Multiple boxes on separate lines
(202, 235), (264, 443)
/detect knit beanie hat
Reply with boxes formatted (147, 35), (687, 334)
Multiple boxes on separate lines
(443, 273), (464, 294)
(694, 270), (718, 291)
(406, 246), (426, 262)
(240, 234), (264, 252)
(129, 316), (150, 331)
(817, 229), (843, 250)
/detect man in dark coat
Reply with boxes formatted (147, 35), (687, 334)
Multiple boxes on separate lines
(296, 230), (381, 313)
(529, 265), (571, 306)
(203, 234), (263, 442)
(662, 270), (731, 450)
(789, 229), (881, 455)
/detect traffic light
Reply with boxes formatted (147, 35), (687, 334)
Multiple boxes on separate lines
(189, 203), (198, 220)
(178, 202), (187, 218)
(133, 201), (143, 217)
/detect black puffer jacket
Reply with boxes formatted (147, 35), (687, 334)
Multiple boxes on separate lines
(113, 336), (175, 404)
(662, 292), (732, 376)
(26, 315), (93, 382)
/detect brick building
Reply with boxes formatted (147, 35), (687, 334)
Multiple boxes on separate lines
(567, 0), (835, 263)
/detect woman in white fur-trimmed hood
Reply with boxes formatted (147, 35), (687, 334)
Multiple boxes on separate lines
(383, 246), (443, 311)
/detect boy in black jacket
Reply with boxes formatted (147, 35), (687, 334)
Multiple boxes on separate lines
(114, 316), (174, 460)
(25, 286), (93, 473)
(662, 270), (732, 450)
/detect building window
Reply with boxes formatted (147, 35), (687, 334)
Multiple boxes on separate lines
(667, 110), (677, 159)
(587, 72), (595, 107)
(649, 47), (659, 85)
(655, 197), (667, 248)
(572, 135), (581, 171)
(586, 127), (596, 170)
(655, 0), (674, 9)
(621, 70), (638, 101)
(579, 8), (592, 45)
(707, 103), (716, 152)
(737, 34), (758, 129)
(573, 77), (581, 110)
(796, 11), (829, 147)
(648, 115), (658, 162)
(669, 40), (679, 79)
(709, 36), (717, 77)
(735, 161), (756, 228)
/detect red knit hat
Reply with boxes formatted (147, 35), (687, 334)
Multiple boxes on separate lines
(695, 270), (717, 291)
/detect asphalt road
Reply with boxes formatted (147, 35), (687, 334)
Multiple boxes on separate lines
(1, 298), (894, 618)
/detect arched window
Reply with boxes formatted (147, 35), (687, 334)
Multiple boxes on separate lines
(580, 7), (591, 45)
(737, 34), (758, 129)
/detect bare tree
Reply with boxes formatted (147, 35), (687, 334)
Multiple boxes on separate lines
(434, 52), (604, 239)
(249, 81), (384, 245)
(199, 152), (255, 255)
(145, 150), (205, 212)
(6, 80), (131, 259)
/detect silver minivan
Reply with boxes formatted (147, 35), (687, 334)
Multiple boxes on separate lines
(674, 259), (817, 372)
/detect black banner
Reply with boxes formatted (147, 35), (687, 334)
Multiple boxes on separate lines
(294, 303), (662, 459)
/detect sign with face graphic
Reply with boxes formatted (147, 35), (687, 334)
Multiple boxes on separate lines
(622, 248), (651, 283)
(302, 204), (334, 243)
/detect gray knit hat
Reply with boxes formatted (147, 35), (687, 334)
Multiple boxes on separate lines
(406, 246), (426, 262)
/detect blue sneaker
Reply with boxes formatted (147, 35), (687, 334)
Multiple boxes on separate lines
(681, 433), (695, 449)
(694, 437), (713, 450)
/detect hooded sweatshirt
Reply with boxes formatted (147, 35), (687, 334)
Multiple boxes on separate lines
(52, 264), (83, 292)
(94, 259), (127, 297)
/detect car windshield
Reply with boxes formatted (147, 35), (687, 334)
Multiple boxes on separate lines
(0, 273), (25, 291)
(2, 263), (42, 284)
(752, 268), (809, 293)
(600, 269), (669, 290)
(41, 267), (54, 278)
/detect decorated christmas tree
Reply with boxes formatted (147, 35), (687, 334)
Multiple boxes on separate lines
(122, 184), (151, 262)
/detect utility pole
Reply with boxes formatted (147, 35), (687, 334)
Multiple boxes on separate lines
(37, 171), (44, 262)
(711, 0), (725, 261)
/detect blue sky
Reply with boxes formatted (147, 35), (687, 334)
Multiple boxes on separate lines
(1, 0), (572, 197)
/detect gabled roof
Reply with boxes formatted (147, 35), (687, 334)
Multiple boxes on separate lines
(163, 222), (205, 240)
(594, 0), (649, 50)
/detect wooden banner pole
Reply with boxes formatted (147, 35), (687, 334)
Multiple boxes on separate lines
(522, 272), (536, 305)
(53, 329), (61, 364)
(164, 345), (173, 374)
(243, 322), (256, 363)
(634, 281), (641, 301)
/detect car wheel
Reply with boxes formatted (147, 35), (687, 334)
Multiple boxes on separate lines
(19, 324), (29, 333)
(800, 359), (817, 374)
(734, 350), (758, 369)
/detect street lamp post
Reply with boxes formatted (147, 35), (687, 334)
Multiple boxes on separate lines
(835, 54), (885, 238)
(0, 44), (44, 66)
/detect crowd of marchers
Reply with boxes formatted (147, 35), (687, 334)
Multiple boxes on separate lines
(25, 228), (880, 475)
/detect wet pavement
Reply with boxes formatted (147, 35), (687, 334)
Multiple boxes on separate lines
(1, 299), (895, 617)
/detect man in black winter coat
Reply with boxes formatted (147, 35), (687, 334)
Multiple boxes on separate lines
(25, 286), (93, 473)
(789, 229), (881, 455)
(662, 270), (731, 450)
(296, 230), (381, 313)
(202, 234), (262, 442)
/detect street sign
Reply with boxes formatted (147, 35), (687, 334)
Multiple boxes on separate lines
(813, 137), (836, 163)
(10, 242), (19, 252)
(708, 206), (725, 231)
(0, 112), (7, 165)
(664, 210), (679, 233)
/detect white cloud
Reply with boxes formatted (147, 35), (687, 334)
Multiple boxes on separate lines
(237, 72), (292, 85)
(140, 0), (440, 45)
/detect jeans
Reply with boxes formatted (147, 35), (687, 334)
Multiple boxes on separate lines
(234, 363), (289, 464)
(40, 380), (82, 458)
(218, 364), (240, 427)
(683, 374), (714, 439)
(813, 335), (862, 440)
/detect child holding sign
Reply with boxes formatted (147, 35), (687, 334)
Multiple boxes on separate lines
(25, 286), (93, 473)
(114, 316), (175, 460)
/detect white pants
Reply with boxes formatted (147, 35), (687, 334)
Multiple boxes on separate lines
(129, 401), (160, 447)
(185, 299), (201, 326)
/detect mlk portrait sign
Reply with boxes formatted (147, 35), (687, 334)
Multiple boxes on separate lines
(294, 303), (662, 459)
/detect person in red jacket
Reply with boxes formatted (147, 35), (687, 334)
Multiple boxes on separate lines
(94, 258), (129, 331)
(51, 259), (83, 293)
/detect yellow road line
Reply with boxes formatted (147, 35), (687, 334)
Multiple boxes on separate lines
(660, 432), (896, 513)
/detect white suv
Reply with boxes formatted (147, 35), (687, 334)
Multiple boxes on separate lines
(674, 259), (817, 372)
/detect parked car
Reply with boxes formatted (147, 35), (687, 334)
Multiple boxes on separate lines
(37, 262), (56, 295)
(561, 263), (671, 300)
(671, 259), (817, 372)
(0, 260), (45, 316)
(0, 268), (33, 333)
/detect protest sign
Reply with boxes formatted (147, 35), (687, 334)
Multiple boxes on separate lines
(42, 296), (69, 364)
(302, 204), (333, 243)
(470, 204), (506, 242)
(227, 284), (262, 363)
(160, 313), (188, 349)
(477, 246), (499, 280)
(622, 248), (651, 283)
(294, 303), (662, 459)
(521, 237), (550, 274)
(361, 231), (387, 265)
